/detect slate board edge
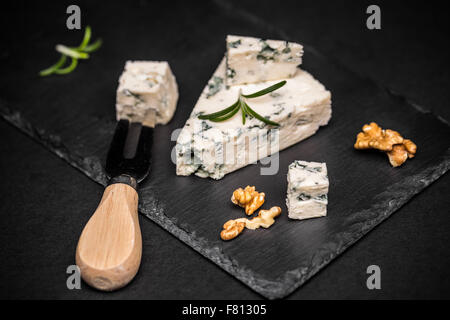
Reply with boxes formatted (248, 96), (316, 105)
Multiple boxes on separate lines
(1, 101), (449, 299)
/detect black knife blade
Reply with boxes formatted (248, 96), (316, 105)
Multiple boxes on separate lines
(105, 119), (153, 183)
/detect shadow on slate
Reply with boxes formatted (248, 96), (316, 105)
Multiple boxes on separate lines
(1, 1), (449, 299)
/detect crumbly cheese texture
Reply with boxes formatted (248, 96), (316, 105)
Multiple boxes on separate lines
(226, 35), (303, 86)
(286, 160), (329, 220)
(175, 58), (332, 180)
(116, 61), (178, 125)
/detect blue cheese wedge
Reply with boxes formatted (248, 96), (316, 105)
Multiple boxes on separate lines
(286, 160), (329, 220)
(226, 35), (303, 86)
(176, 58), (331, 180)
(116, 61), (178, 125)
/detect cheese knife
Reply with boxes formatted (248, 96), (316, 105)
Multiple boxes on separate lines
(75, 110), (155, 291)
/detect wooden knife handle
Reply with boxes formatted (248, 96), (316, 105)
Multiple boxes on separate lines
(76, 182), (142, 291)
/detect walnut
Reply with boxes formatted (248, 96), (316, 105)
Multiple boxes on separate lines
(354, 122), (403, 151)
(220, 219), (246, 241)
(220, 207), (282, 241)
(354, 122), (417, 167)
(231, 185), (265, 215)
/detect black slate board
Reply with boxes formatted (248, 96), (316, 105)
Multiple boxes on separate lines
(1, 1), (449, 299)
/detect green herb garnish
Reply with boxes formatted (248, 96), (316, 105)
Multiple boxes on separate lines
(198, 80), (286, 126)
(39, 26), (102, 76)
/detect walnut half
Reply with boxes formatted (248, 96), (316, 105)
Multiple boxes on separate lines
(231, 185), (265, 215)
(354, 122), (404, 151)
(220, 207), (282, 241)
(220, 219), (246, 241)
(354, 122), (417, 167)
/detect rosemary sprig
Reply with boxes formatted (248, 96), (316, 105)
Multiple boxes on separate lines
(198, 80), (286, 126)
(39, 26), (102, 77)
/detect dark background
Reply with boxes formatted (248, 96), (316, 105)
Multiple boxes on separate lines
(0, 0), (449, 299)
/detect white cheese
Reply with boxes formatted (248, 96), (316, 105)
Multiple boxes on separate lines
(286, 160), (329, 220)
(226, 35), (303, 86)
(116, 61), (178, 125)
(176, 58), (331, 180)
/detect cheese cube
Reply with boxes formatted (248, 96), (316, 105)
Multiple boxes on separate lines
(226, 35), (303, 86)
(116, 61), (178, 125)
(286, 160), (329, 220)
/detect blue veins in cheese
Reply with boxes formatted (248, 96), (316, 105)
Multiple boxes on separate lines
(175, 58), (332, 180)
(116, 61), (178, 125)
(226, 35), (303, 86)
(286, 160), (329, 220)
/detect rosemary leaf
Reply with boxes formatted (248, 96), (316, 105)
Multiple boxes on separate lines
(83, 39), (102, 53)
(54, 58), (78, 74)
(76, 26), (92, 51)
(241, 80), (286, 99)
(39, 55), (67, 76)
(198, 100), (239, 120)
(243, 101), (280, 126)
(210, 103), (240, 122)
(240, 99), (247, 124)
